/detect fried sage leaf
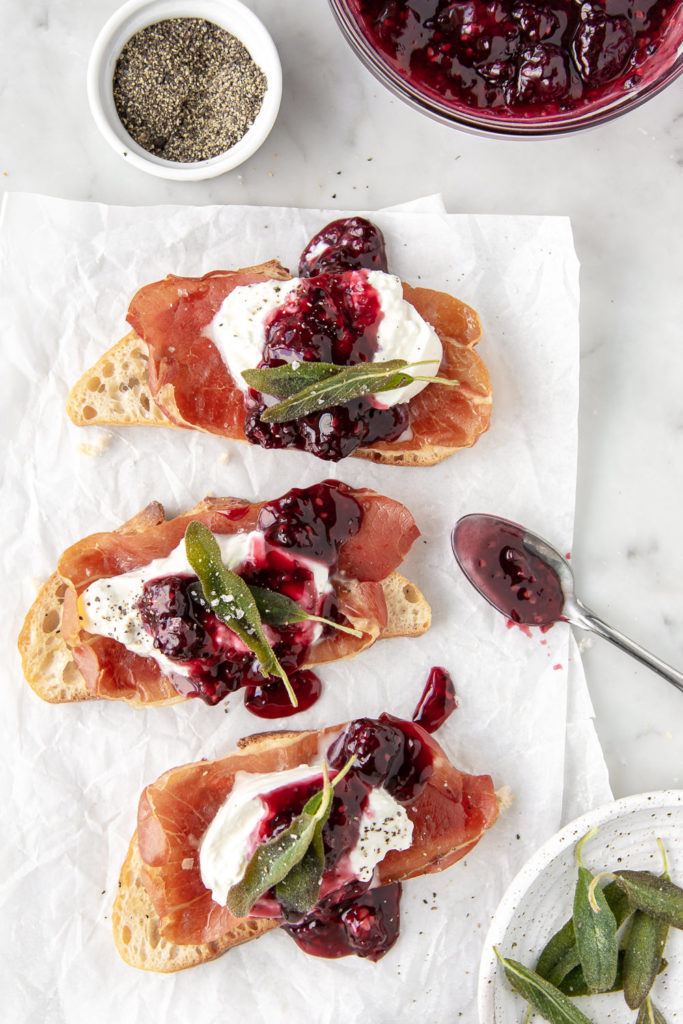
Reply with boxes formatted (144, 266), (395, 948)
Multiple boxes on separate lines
(636, 996), (669, 1024)
(227, 757), (355, 919)
(257, 358), (456, 424)
(623, 910), (669, 1009)
(242, 361), (341, 398)
(559, 952), (667, 998)
(184, 521), (297, 707)
(226, 767), (333, 919)
(249, 584), (363, 639)
(536, 881), (631, 987)
(495, 949), (596, 1024)
(573, 832), (618, 993)
(612, 871), (683, 930)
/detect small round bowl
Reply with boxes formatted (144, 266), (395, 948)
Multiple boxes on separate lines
(329, 1), (683, 138)
(88, 0), (282, 179)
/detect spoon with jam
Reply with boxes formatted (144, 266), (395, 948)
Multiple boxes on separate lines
(451, 514), (683, 693)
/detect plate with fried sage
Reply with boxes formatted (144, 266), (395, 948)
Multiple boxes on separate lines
(478, 791), (683, 1023)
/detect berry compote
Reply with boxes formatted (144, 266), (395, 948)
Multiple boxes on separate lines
(244, 220), (411, 462)
(451, 513), (566, 626)
(137, 482), (362, 707)
(412, 666), (458, 733)
(345, 0), (682, 118)
(260, 714), (434, 959)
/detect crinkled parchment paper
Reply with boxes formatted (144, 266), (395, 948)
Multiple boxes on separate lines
(0, 193), (611, 1024)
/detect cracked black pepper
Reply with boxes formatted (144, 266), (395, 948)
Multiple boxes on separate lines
(113, 18), (267, 163)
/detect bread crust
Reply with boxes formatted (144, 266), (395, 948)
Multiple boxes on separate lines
(18, 502), (430, 707)
(66, 265), (491, 466)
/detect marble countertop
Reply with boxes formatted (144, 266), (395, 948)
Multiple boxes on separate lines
(2, 1), (681, 796)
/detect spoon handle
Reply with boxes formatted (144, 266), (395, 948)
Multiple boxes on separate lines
(570, 599), (683, 693)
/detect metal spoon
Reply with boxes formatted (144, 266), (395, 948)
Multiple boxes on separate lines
(451, 513), (683, 694)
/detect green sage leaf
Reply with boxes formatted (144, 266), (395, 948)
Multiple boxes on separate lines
(613, 870), (683, 929)
(184, 521), (297, 707)
(537, 880), (632, 987)
(275, 816), (327, 914)
(258, 358), (455, 424)
(559, 951), (667, 998)
(623, 910), (669, 1009)
(226, 768), (333, 919)
(249, 584), (363, 638)
(573, 863), (618, 992)
(494, 949), (597, 1024)
(636, 997), (669, 1024)
(242, 361), (342, 398)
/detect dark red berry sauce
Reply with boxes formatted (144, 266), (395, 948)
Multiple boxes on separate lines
(346, 0), (681, 118)
(244, 220), (411, 462)
(452, 513), (566, 626)
(283, 883), (402, 961)
(299, 216), (389, 276)
(244, 670), (323, 718)
(412, 666), (458, 733)
(261, 714), (433, 958)
(327, 712), (434, 803)
(137, 482), (362, 706)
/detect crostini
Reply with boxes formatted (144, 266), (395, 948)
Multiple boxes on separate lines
(67, 217), (492, 466)
(18, 481), (430, 710)
(113, 713), (499, 970)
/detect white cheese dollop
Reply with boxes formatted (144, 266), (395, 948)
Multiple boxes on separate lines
(79, 531), (331, 679)
(199, 766), (414, 908)
(206, 270), (442, 408)
(348, 786), (413, 882)
(199, 765), (323, 906)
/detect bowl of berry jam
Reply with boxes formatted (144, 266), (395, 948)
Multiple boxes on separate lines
(329, 0), (683, 136)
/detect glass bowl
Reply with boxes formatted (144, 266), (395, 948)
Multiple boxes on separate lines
(328, 0), (683, 137)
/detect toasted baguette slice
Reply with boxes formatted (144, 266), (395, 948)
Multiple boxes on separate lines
(19, 502), (430, 707)
(112, 724), (500, 972)
(67, 265), (491, 467)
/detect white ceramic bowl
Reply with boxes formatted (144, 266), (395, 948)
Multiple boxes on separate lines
(87, 0), (282, 180)
(478, 791), (683, 1022)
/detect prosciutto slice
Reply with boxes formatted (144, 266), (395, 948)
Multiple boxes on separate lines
(136, 722), (499, 946)
(57, 486), (419, 704)
(126, 269), (491, 453)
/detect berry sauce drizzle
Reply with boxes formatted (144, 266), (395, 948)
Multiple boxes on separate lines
(137, 482), (362, 706)
(243, 670), (322, 719)
(347, 0), (681, 118)
(412, 666), (458, 733)
(244, 218), (411, 462)
(275, 714), (433, 959)
(283, 883), (402, 961)
(452, 514), (566, 626)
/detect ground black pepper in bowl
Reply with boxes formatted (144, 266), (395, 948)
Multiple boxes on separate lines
(112, 17), (267, 163)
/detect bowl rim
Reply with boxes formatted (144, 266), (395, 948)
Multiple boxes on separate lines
(328, 0), (683, 138)
(477, 789), (683, 1018)
(87, 0), (282, 180)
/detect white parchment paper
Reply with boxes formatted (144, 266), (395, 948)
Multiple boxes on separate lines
(0, 193), (611, 1024)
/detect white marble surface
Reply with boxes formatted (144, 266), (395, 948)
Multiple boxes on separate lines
(2, 0), (682, 866)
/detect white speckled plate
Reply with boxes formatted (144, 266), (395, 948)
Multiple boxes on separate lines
(478, 791), (683, 1023)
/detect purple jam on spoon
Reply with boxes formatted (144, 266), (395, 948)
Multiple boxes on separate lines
(451, 513), (683, 693)
(451, 514), (566, 627)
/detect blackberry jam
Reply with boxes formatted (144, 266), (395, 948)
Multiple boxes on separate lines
(345, 0), (681, 117)
(283, 883), (402, 961)
(327, 713), (434, 803)
(412, 666), (458, 733)
(137, 483), (362, 706)
(244, 227), (412, 462)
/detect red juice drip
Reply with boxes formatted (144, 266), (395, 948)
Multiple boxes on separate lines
(243, 670), (322, 719)
(412, 666), (458, 733)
